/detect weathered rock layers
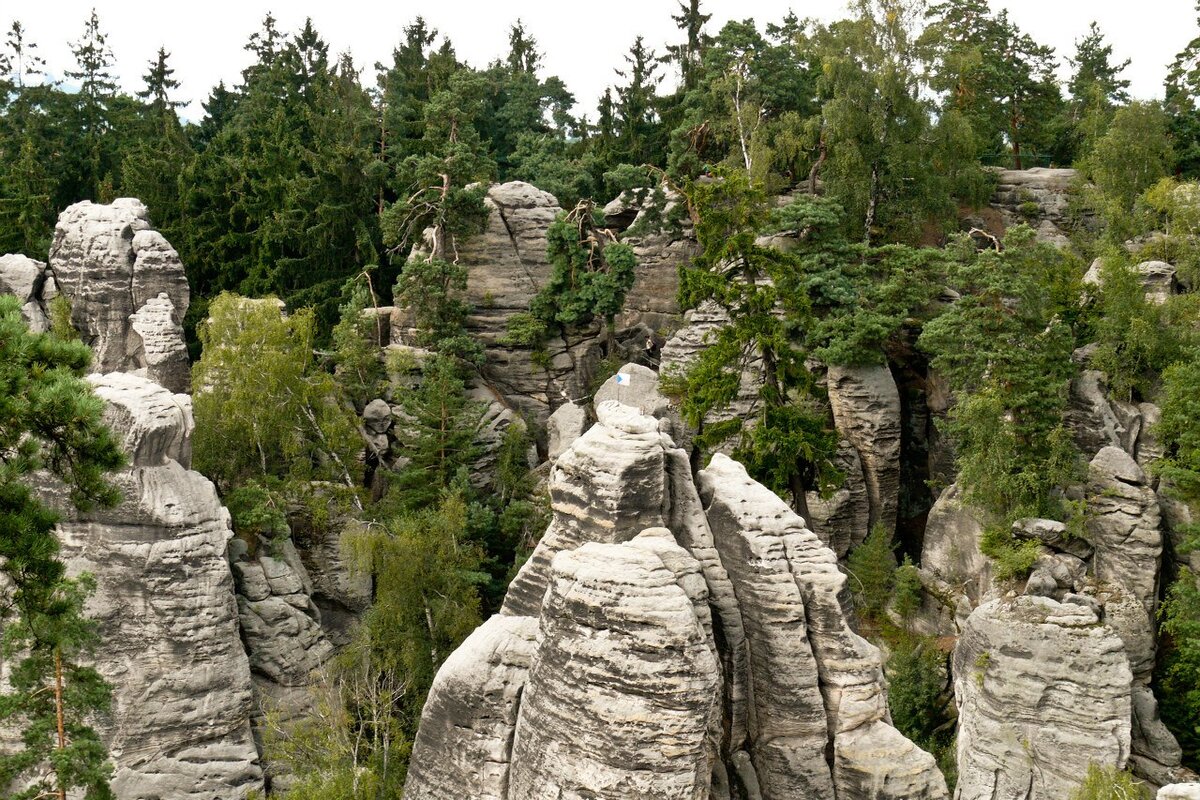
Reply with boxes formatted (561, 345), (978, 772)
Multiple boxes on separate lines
(49, 199), (191, 393)
(404, 375), (946, 800)
(954, 597), (1133, 800)
(3, 201), (264, 798)
(47, 373), (263, 798)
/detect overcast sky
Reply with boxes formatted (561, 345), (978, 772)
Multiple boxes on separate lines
(10, 1), (1199, 121)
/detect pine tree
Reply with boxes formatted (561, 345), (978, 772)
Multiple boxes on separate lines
(386, 356), (486, 513)
(1166, 8), (1200, 177)
(671, 169), (840, 515)
(3, 21), (45, 89)
(0, 135), (53, 256)
(665, 0), (712, 90)
(1066, 22), (1131, 160)
(0, 295), (125, 800)
(137, 47), (184, 119)
(612, 37), (663, 166)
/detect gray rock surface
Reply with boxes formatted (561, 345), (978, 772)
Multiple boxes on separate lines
(506, 532), (721, 799)
(1161, 784), (1200, 800)
(953, 597), (1133, 800)
(546, 401), (588, 460)
(1086, 446), (1162, 615)
(406, 397), (944, 800)
(233, 539), (334, 686)
(806, 440), (871, 559)
(920, 483), (991, 605)
(47, 372), (263, 798)
(49, 200), (191, 392)
(699, 454), (948, 800)
(826, 364), (902, 535)
(403, 615), (539, 800)
(501, 400), (668, 617)
(988, 168), (1084, 246)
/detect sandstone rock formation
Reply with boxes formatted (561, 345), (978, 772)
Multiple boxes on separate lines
(405, 386), (946, 799)
(403, 182), (686, 428)
(953, 597), (1133, 800)
(2, 202), (266, 798)
(987, 167), (1083, 247)
(49, 199), (190, 393)
(46, 372), (263, 798)
(826, 364), (902, 535)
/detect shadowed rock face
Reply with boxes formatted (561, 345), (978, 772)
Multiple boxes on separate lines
(45, 373), (263, 799)
(404, 383), (946, 800)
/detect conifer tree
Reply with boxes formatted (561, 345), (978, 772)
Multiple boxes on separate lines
(1167, 10), (1200, 177)
(65, 10), (118, 200)
(670, 169), (840, 515)
(0, 295), (125, 800)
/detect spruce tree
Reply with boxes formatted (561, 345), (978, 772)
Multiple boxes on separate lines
(65, 10), (118, 200)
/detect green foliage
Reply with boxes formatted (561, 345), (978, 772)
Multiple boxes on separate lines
(847, 523), (897, 623)
(523, 203), (637, 351)
(192, 293), (363, 496)
(886, 634), (952, 757)
(344, 492), (485, 732)
(224, 481), (290, 542)
(1158, 571), (1200, 766)
(393, 257), (484, 366)
(980, 522), (1044, 581)
(330, 279), (386, 408)
(1084, 102), (1175, 242)
(919, 227), (1081, 529)
(921, 1), (1066, 168)
(0, 295), (125, 800)
(892, 557), (924, 619)
(1068, 764), (1150, 800)
(1156, 354), (1200, 549)
(817, 0), (983, 244)
(674, 170), (840, 508)
(1089, 253), (1195, 400)
(384, 355), (486, 515)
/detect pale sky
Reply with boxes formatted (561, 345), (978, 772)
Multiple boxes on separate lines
(9, 1), (1199, 121)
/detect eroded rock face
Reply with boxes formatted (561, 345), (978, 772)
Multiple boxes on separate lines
(49, 200), (190, 392)
(953, 597), (1132, 800)
(507, 532), (721, 800)
(988, 167), (1085, 247)
(406, 390), (945, 800)
(46, 373), (263, 798)
(699, 454), (947, 800)
(826, 364), (902, 535)
(1086, 446), (1162, 616)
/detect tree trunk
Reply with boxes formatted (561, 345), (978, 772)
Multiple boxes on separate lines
(55, 648), (66, 800)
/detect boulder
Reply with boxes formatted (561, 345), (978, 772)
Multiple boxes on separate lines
(1161, 785), (1200, 800)
(920, 483), (991, 604)
(953, 597), (1133, 800)
(546, 401), (588, 460)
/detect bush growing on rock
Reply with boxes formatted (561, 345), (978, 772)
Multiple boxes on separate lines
(1068, 764), (1150, 800)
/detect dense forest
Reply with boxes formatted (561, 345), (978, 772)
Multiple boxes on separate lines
(3, 1), (1200, 798)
